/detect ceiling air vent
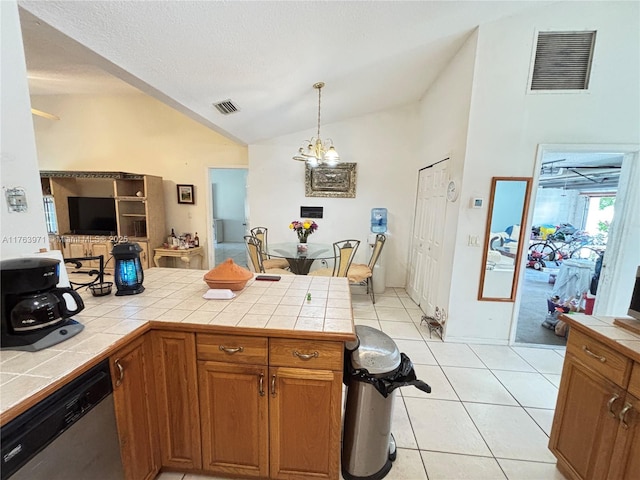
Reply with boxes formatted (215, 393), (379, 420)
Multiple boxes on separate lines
(530, 31), (596, 91)
(213, 99), (239, 115)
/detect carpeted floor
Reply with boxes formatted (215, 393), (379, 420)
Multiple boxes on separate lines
(515, 267), (567, 346)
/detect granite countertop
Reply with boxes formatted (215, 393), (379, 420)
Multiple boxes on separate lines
(0, 268), (355, 421)
(561, 313), (640, 363)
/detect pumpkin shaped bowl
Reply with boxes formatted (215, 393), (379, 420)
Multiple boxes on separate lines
(203, 258), (253, 291)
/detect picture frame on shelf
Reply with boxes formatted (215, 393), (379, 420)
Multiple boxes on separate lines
(177, 184), (195, 204)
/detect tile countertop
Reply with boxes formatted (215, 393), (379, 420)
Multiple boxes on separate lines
(0, 268), (355, 420)
(561, 313), (640, 363)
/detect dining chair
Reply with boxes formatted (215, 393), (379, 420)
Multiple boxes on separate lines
(244, 236), (293, 275)
(309, 239), (360, 277)
(250, 227), (290, 270)
(347, 234), (386, 303)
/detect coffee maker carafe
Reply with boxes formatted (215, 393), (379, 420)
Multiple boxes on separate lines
(1, 258), (85, 351)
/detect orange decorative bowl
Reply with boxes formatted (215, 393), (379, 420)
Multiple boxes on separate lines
(203, 258), (253, 291)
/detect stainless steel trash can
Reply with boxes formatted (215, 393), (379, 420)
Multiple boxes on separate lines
(342, 326), (431, 480)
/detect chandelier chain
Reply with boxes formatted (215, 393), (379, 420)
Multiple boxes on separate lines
(316, 84), (322, 139)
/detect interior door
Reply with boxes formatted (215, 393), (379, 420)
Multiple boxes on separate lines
(407, 161), (448, 313)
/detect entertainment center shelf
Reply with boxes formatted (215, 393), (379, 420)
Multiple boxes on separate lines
(41, 171), (166, 271)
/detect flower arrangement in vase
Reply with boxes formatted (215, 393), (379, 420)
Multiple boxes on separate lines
(289, 219), (318, 243)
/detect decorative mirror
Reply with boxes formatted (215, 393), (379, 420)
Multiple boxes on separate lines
(478, 177), (532, 301)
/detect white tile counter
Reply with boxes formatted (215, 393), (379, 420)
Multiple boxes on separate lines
(0, 268), (355, 422)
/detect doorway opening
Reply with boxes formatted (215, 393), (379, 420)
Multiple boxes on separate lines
(208, 168), (248, 268)
(514, 150), (623, 345)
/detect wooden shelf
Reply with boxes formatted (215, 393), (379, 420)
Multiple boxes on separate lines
(121, 213), (147, 217)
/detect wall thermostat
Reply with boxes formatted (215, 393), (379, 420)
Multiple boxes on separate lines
(471, 197), (483, 209)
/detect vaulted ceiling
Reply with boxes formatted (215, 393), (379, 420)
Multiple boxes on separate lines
(18, 0), (551, 145)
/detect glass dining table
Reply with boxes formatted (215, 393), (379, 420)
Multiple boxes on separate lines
(266, 242), (335, 275)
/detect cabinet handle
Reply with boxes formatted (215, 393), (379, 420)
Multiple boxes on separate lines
(582, 345), (606, 363)
(259, 372), (265, 396)
(114, 359), (124, 387)
(219, 345), (244, 354)
(271, 374), (276, 397)
(619, 403), (633, 429)
(293, 350), (319, 360)
(607, 394), (620, 417)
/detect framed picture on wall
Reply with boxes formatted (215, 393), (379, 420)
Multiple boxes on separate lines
(304, 163), (357, 198)
(177, 184), (195, 204)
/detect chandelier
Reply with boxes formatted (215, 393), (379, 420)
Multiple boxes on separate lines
(293, 82), (340, 167)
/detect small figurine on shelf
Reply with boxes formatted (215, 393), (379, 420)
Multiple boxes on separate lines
(194, 232), (199, 247)
(184, 233), (192, 247)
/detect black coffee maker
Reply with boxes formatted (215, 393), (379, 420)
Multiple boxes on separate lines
(1, 258), (85, 351)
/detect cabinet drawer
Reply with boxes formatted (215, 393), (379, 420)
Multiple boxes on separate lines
(269, 338), (343, 370)
(197, 334), (268, 365)
(567, 329), (632, 388)
(629, 362), (640, 398)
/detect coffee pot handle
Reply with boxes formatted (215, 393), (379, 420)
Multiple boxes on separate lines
(52, 288), (85, 317)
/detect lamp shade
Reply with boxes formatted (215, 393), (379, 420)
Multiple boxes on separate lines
(112, 242), (144, 296)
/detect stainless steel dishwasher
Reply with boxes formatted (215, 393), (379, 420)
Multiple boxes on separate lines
(1, 359), (125, 480)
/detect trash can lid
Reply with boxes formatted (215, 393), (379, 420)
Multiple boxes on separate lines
(351, 325), (401, 374)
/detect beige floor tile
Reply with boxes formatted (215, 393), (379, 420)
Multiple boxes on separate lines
(354, 319), (382, 330)
(394, 339), (437, 365)
(391, 396), (418, 449)
(464, 403), (557, 462)
(427, 342), (485, 368)
(442, 366), (518, 405)
(469, 344), (537, 371)
(352, 305), (378, 319)
(373, 296), (405, 308)
(402, 364), (458, 400)
(492, 370), (558, 409)
(525, 407), (555, 436)
(512, 346), (565, 374)
(375, 306), (412, 322)
(497, 458), (567, 479)
(405, 397), (491, 456)
(379, 321), (424, 340)
(421, 451), (507, 479)
(383, 448), (428, 479)
(543, 373), (562, 388)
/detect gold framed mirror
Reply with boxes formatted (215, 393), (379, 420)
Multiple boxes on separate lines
(478, 177), (533, 301)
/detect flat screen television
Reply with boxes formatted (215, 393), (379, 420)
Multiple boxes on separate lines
(628, 265), (640, 321)
(68, 197), (117, 235)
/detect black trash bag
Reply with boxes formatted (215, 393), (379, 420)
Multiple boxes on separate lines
(590, 253), (604, 295)
(347, 353), (431, 398)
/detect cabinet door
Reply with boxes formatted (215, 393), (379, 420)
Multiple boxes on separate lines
(89, 242), (112, 271)
(269, 366), (342, 480)
(111, 335), (160, 480)
(609, 393), (640, 480)
(199, 361), (268, 477)
(64, 241), (86, 259)
(137, 241), (150, 269)
(550, 354), (624, 480)
(151, 330), (202, 470)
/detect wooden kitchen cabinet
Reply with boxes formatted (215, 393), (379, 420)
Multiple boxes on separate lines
(110, 334), (160, 480)
(269, 366), (342, 480)
(269, 338), (343, 480)
(549, 326), (639, 480)
(196, 334), (344, 480)
(151, 330), (202, 470)
(197, 333), (269, 478)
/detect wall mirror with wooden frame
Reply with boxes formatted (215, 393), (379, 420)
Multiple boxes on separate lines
(478, 177), (532, 301)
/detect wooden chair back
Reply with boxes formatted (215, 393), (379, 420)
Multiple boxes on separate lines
(250, 227), (269, 261)
(244, 235), (265, 273)
(368, 234), (386, 270)
(332, 239), (360, 277)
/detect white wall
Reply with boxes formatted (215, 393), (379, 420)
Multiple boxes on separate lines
(248, 106), (420, 287)
(0, 1), (49, 260)
(29, 94), (248, 268)
(446, 1), (640, 342)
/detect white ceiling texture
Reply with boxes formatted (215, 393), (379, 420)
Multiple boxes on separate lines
(18, 0), (549, 145)
(18, 0), (622, 190)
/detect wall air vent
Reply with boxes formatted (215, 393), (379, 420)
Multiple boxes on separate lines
(213, 99), (239, 115)
(530, 31), (596, 91)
